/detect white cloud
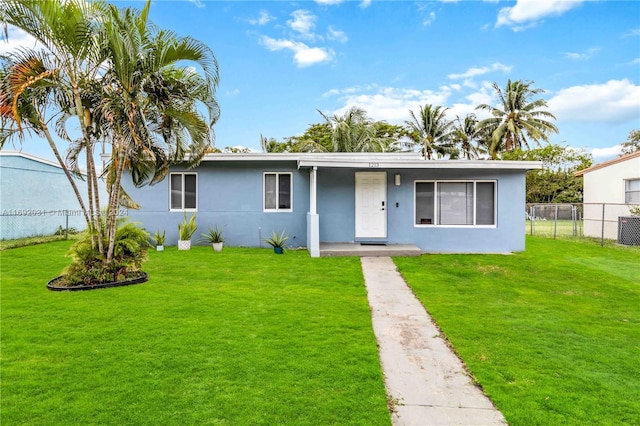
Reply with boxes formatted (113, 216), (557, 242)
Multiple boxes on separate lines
(447, 62), (512, 80)
(188, 0), (205, 9)
(226, 88), (240, 96)
(624, 28), (640, 37)
(632, 58), (640, 64)
(563, 47), (600, 60)
(315, 0), (344, 4)
(288, 10), (317, 39)
(260, 36), (334, 67)
(327, 26), (348, 43)
(423, 12), (436, 26)
(0, 27), (43, 55)
(591, 145), (623, 160)
(496, 0), (583, 29)
(324, 85), (453, 123)
(548, 79), (640, 123)
(360, 0), (372, 9)
(249, 11), (275, 26)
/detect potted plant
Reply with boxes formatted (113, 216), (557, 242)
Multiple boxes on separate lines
(178, 212), (197, 250)
(152, 230), (166, 251)
(264, 229), (289, 254)
(201, 225), (225, 252)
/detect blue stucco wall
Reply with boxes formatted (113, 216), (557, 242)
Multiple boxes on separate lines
(122, 160), (527, 253)
(0, 154), (98, 239)
(122, 161), (310, 247)
(317, 167), (526, 253)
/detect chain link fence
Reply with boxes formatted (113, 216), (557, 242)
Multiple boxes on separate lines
(527, 203), (640, 246)
(0, 209), (86, 241)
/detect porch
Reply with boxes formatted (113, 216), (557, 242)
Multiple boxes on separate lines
(319, 242), (421, 257)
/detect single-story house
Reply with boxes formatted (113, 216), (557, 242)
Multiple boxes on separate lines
(575, 151), (640, 240)
(121, 152), (540, 256)
(0, 151), (102, 240)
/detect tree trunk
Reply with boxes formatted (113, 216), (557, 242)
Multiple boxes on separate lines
(40, 123), (91, 226)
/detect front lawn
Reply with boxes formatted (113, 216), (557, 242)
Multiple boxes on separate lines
(1, 242), (390, 425)
(394, 237), (640, 426)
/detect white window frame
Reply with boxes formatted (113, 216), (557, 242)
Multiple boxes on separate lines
(414, 180), (497, 228)
(263, 172), (293, 212)
(169, 172), (198, 212)
(625, 178), (640, 204)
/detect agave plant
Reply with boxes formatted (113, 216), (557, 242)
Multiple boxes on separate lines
(264, 229), (289, 253)
(178, 212), (198, 241)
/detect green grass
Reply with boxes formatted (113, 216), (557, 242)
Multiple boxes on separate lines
(394, 236), (640, 426)
(1, 242), (390, 425)
(0, 234), (77, 251)
(525, 219), (583, 238)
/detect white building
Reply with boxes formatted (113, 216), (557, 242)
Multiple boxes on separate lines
(575, 151), (640, 240)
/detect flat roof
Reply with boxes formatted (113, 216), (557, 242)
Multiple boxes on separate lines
(99, 151), (542, 170)
(198, 152), (542, 170)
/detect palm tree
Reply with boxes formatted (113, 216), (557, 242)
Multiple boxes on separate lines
(405, 104), (455, 159)
(451, 114), (481, 160)
(318, 107), (388, 152)
(476, 79), (558, 158)
(1, 0), (219, 270)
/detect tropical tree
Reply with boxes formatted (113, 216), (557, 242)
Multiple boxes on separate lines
(1, 0), (219, 283)
(405, 104), (455, 159)
(620, 129), (640, 156)
(476, 79), (559, 159)
(319, 107), (389, 152)
(451, 113), (481, 159)
(503, 144), (592, 203)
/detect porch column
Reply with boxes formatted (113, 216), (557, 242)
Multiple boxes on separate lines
(307, 166), (320, 257)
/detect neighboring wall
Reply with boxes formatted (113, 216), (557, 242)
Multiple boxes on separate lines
(581, 154), (640, 239)
(0, 153), (94, 239)
(318, 167), (527, 253)
(122, 161), (310, 247)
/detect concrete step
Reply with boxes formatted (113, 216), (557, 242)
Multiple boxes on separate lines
(319, 243), (421, 257)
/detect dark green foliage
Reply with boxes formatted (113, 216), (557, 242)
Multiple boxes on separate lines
(620, 128), (640, 156)
(264, 229), (290, 249)
(62, 221), (149, 285)
(503, 144), (592, 203)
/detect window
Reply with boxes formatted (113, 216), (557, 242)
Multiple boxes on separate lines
(415, 181), (496, 226)
(625, 179), (640, 204)
(264, 172), (292, 211)
(170, 173), (197, 211)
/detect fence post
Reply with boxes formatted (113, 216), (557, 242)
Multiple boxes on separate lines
(572, 205), (577, 236)
(65, 210), (69, 240)
(553, 204), (558, 239)
(601, 204), (605, 247)
(529, 205), (534, 236)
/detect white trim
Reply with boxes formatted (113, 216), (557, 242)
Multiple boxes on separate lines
(298, 158), (541, 171)
(169, 172), (198, 212)
(413, 179), (497, 228)
(263, 172), (293, 213)
(0, 150), (88, 175)
(101, 151), (540, 171)
(309, 167), (317, 214)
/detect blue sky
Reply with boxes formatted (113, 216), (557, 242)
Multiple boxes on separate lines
(3, 0), (639, 161)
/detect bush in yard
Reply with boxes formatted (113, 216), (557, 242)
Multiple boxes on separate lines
(61, 220), (149, 286)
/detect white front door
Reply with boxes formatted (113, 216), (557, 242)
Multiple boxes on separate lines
(355, 172), (387, 239)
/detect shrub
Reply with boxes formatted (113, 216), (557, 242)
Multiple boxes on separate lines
(61, 220), (149, 286)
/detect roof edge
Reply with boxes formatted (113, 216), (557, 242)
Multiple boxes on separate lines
(575, 151), (640, 176)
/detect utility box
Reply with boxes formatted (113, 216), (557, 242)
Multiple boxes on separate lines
(618, 216), (640, 246)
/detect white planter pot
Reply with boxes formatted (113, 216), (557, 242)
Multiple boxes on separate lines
(156, 245), (164, 252)
(178, 240), (191, 251)
(212, 242), (223, 252)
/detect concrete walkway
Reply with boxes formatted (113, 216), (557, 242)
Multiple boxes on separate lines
(361, 257), (506, 426)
